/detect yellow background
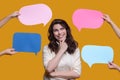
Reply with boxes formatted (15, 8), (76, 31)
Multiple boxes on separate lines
(0, 0), (120, 80)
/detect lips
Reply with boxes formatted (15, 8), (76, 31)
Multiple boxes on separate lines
(57, 34), (65, 39)
(55, 32), (66, 41)
(57, 36), (64, 39)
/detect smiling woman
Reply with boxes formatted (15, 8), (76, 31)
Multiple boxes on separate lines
(42, 19), (81, 80)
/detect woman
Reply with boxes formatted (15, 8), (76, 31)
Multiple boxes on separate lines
(43, 19), (81, 80)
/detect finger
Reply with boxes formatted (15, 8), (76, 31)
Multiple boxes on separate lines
(17, 12), (21, 16)
(109, 62), (113, 65)
(61, 37), (66, 43)
(11, 48), (15, 50)
(103, 14), (108, 17)
(10, 51), (17, 54)
(63, 38), (66, 42)
(109, 63), (112, 65)
(108, 63), (111, 66)
(59, 40), (62, 44)
(9, 49), (15, 52)
(108, 63), (112, 68)
(102, 15), (106, 19)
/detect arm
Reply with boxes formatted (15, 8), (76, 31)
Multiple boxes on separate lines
(46, 50), (66, 73)
(0, 48), (17, 56)
(49, 70), (80, 79)
(108, 62), (120, 71)
(0, 11), (19, 28)
(49, 48), (81, 79)
(103, 14), (120, 38)
(45, 41), (68, 73)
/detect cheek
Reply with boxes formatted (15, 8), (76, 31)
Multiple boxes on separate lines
(64, 30), (67, 35)
(53, 32), (58, 36)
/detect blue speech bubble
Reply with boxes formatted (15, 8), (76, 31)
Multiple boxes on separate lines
(12, 32), (41, 54)
(81, 45), (114, 68)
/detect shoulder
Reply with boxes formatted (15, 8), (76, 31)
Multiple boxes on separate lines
(43, 45), (50, 54)
(43, 45), (49, 49)
(75, 47), (80, 52)
(43, 45), (50, 51)
(72, 47), (80, 56)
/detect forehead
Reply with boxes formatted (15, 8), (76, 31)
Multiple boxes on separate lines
(53, 24), (64, 29)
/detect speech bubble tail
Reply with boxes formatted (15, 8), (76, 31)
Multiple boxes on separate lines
(78, 28), (81, 31)
(88, 64), (93, 68)
(34, 52), (38, 55)
(43, 23), (47, 26)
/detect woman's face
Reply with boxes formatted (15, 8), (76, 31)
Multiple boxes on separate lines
(53, 24), (67, 42)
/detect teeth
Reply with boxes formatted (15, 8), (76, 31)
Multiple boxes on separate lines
(59, 36), (63, 38)
(58, 35), (63, 38)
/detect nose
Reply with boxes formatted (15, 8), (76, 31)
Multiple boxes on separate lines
(58, 30), (62, 35)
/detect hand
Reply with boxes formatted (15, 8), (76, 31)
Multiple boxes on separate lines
(59, 39), (68, 53)
(103, 14), (112, 23)
(49, 72), (56, 77)
(108, 62), (120, 70)
(50, 72), (57, 78)
(9, 11), (20, 18)
(0, 48), (17, 56)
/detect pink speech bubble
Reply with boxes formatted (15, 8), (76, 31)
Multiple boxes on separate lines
(72, 9), (103, 31)
(18, 4), (52, 26)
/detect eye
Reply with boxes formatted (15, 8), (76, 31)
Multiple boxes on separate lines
(60, 27), (65, 30)
(53, 29), (58, 32)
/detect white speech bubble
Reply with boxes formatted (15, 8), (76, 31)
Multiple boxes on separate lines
(81, 45), (114, 68)
(18, 4), (52, 26)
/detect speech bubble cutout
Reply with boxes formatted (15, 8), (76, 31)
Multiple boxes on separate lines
(72, 9), (104, 31)
(18, 4), (52, 26)
(12, 32), (41, 54)
(81, 45), (114, 68)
